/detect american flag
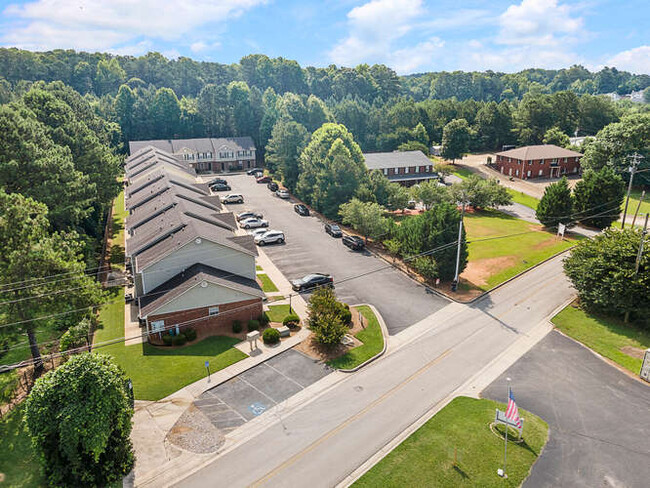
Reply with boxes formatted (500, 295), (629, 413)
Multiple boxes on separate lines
(506, 388), (522, 429)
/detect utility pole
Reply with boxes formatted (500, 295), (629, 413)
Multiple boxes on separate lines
(632, 190), (645, 228)
(451, 201), (466, 292)
(622, 153), (644, 229)
(625, 213), (648, 324)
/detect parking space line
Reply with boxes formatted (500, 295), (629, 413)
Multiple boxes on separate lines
(204, 396), (248, 423)
(237, 367), (279, 405)
(264, 362), (309, 390)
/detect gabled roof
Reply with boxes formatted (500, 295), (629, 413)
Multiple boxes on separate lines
(126, 192), (223, 230)
(127, 158), (194, 181)
(363, 150), (433, 170)
(126, 167), (199, 198)
(124, 178), (209, 212)
(495, 145), (583, 160)
(125, 146), (181, 174)
(138, 263), (264, 318)
(128, 137), (256, 156)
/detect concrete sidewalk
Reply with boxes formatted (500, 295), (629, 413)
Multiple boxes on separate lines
(129, 246), (311, 486)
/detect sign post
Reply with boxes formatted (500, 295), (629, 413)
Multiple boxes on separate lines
(557, 223), (566, 239)
(205, 360), (211, 383)
(641, 349), (650, 383)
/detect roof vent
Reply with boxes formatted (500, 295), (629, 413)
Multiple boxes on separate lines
(195, 238), (202, 245)
(200, 281), (208, 288)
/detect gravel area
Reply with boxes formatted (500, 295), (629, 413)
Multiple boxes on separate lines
(166, 404), (225, 454)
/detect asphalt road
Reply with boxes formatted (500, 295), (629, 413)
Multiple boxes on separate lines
(218, 174), (449, 334)
(483, 331), (650, 488)
(175, 253), (577, 488)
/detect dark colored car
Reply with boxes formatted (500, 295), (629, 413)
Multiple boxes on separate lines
(247, 168), (263, 175)
(207, 178), (228, 186)
(291, 273), (334, 292)
(267, 181), (279, 192)
(324, 223), (342, 238)
(210, 183), (231, 191)
(294, 204), (310, 216)
(342, 235), (365, 251)
(236, 211), (263, 221)
(256, 175), (272, 184)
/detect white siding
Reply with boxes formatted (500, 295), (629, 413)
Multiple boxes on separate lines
(151, 281), (258, 316)
(140, 239), (255, 294)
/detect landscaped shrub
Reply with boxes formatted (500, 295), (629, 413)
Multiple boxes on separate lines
(184, 328), (197, 341)
(258, 313), (270, 327)
(247, 319), (260, 331)
(263, 327), (280, 345)
(232, 320), (243, 333)
(171, 333), (187, 346)
(162, 335), (173, 346)
(338, 303), (352, 325)
(283, 313), (300, 328)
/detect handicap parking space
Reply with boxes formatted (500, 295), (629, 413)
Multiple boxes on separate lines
(194, 349), (331, 432)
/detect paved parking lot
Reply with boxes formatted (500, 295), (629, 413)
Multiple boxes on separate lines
(194, 349), (331, 432)
(482, 331), (650, 488)
(217, 174), (449, 334)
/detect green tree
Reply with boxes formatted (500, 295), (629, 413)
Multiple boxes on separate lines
(151, 87), (181, 138)
(265, 118), (309, 191)
(387, 183), (411, 211)
(573, 167), (625, 228)
(339, 198), (390, 242)
(410, 180), (452, 210)
(296, 123), (367, 218)
(24, 354), (135, 486)
(307, 288), (349, 347)
(450, 175), (512, 209)
(198, 83), (230, 136)
(114, 84), (137, 143)
(564, 229), (649, 324)
(397, 141), (429, 154)
(441, 118), (470, 163)
(305, 94), (333, 132)
(59, 317), (94, 353)
(543, 127), (570, 147)
(535, 176), (574, 228)
(94, 58), (126, 95)
(395, 203), (467, 281)
(0, 191), (105, 370)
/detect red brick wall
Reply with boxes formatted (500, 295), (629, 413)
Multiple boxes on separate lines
(495, 155), (581, 179)
(147, 298), (263, 344)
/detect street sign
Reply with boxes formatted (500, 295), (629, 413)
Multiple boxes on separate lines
(204, 361), (209, 369)
(641, 349), (650, 382)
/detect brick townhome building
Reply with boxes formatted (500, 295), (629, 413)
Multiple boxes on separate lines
(363, 150), (438, 187)
(495, 145), (582, 180)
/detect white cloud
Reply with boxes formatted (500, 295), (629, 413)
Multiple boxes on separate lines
(2, 0), (266, 52)
(606, 45), (650, 74)
(329, 0), (425, 70)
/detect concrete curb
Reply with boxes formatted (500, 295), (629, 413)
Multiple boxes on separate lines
(337, 303), (388, 373)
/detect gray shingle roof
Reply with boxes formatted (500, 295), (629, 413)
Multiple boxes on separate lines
(124, 178), (209, 212)
(363, 151), (433, 170)
(128, 137), (256, 156)
(495, 145), (583, 160)
(138, 263), (264, 317)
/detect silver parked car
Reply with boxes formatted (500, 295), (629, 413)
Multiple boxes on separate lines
(240, 217), (269, 229)
(220, 193), (244, 204)
(276, 189), (290, 199)
(254, 230), (285, 245)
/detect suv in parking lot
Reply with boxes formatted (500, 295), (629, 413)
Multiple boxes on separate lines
(267, 181), (279, 192)
(239, 217), (268, 229)
(256, 175), (272, 184)
(236, 211), (263, 221)
(342, 235), (365, 251)
(324, 223), (342, 237)
(254, 230), (285, 246)
(291, 273), (334, 292)
(210, 182), (231, 191)
(294, 204), (310, 216)
(220, 194), (244, 204)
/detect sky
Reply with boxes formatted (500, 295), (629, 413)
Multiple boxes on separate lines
(0, 0), (648, 75)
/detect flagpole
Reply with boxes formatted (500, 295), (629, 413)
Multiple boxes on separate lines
(504, 377), (511, 478)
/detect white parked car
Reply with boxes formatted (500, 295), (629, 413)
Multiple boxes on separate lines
(276, 189), (290, 199)
(240, 217), (269, 229)
(255, 230), (285, 245)
(221, 194), (244, 204)
(248, 228), (269, 238)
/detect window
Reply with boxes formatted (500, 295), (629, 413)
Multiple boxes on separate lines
(208, 306), (219, 316)
(404, 167), (409, 174)
(538, 169), (543, 176)
(540, 159), (544, 165)
(563, 158), (568, 163)
(415, 166), (419, 173)
(151, 320), (165, 332)
(528, 160), (533, 165)
(383, 168), (388, 176)
(516, 169), (519, 176)
(527, 170), (531, 177)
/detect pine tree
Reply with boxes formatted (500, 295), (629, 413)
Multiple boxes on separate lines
(536, 176), (574, 228)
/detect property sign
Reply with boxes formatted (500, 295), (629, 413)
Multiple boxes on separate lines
(641, 349), (650, 382)
(557, 223), (566, 238)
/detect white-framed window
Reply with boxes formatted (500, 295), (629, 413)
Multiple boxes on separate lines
(573, 167), (578, 173)
(415, 166), (420, 173)
(527, 170), (531, 177)
(151, 320), (165, 332)
(540, 159), (544, 165)
(208, 306), (220, 316)
(538, 169), (543, 176)
(404, 167), (409, 174)
(563, 157), (568, 163)
(528, 160), (533, 165)
(516, 169), (519, 176)
(383, 168), (388, 176)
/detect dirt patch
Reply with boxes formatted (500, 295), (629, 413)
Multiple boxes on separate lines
(461, 256), (518, 287)
(166, 404), (225, 454)
(294, 308), (365, 362)
(620, 346), (646, 360)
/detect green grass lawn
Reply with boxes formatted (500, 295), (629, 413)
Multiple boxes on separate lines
(622, 189), (650, 216)
(265, 304), (292, 323)
(328, 306), (384, 370)
(552, 303), (650, 374)
(354, 396), (548, 488)
(95, 289), (247, 401)
(256, 265), (263, 271)
(507, 188), (540, 210)
(463, 210), (576, 290)
(0, 327), (62, 367)
(109, 189), (128, 271)
(446, 164), (474, 180)
(0, 405), (44, 488)
(257, 273), (279, 293)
